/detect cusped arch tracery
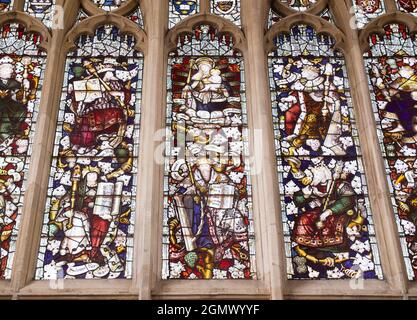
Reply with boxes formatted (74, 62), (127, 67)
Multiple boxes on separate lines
(359, 12), (417, 53)
(265, 12), (346, 55)
(63, 12), (147, 54)
(271, 0), (329, 17)
(0, 11), (51, 51)
(166, 13), (246, 54)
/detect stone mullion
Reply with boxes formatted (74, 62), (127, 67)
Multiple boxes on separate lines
(13, 0), (24, 11)
(331, 0), (409, 295)
(133, 0), (167, 300)
(201, 0), (210, 14)
(384, 0), (398, 13)
(242, 0), (286, 300)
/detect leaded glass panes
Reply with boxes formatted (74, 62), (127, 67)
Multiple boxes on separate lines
(268, 9), (282, 28)
(352, 0), (386, 29)
(76, 9), (89, 23)
(0, 0), (13, 12)
(35, 25), (143, 280)
(269, 25), (383, 280)
(364, 23), (417, 280)
(319, 7), (334, 24)
(210, 0), (241, 26)
(127, 6), (144, 28)
(169, 0), (199, 29)
(24, 0), (56, 28)
(281, 0), (317, 11)
(163, 24), (256, 280)
(92, 0), (127, 11)
(0, 23), (46, 279)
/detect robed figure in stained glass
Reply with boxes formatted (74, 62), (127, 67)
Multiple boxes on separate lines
(181, 57), (233, 123)
(168, 55), (251, 279)
(366, 24), (417, 275)
(271, 25), (381, 279)
(0, 22), (46, 279)
(279, 58), (347, 157)
(370, 57), (417, 143)
(45, 54), (139, 278)
(69, 58), (131, 149)
(163, 24), (256, 280)
(0, 55), (40, 275)
(278, 58), (370, 276)
(291, 159), (364, 270)
(0, 57), (35, 144)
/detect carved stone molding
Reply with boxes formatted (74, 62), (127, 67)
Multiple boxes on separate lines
(63, 12), (147, 54)
(0, 11), (51, 51)
(265, 12), (346, 54)
(359, 12), (417, 53)
(166, 13), (247, 54)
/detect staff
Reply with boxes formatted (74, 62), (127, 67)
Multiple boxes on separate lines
(83, 60), (130, 113)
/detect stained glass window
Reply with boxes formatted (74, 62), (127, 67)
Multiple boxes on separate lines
(269, 24), (383, 280)
(396, 0), (417, 15)
(169, 0), (200, 29)
(364, 23), (417, 280)
(0, 0), (13, 12)
(92, 0), (127, 11)
(268, 9), (282, 28)
(76, 10), (89, 23)
(319, 7), (334, 23)
(36, 25), (143, 280)
(0, 23), (46, 279)
(281, 0), (317, 11)
(352, 0), (386, 29)
(24, 0), (56, 28)
(163, 24), (256, 280)
(210, 0), (241, 26)
(127, 6), (144, 28)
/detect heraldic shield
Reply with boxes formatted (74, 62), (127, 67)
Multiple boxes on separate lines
(213, 0), (236, 14)
(356, 0), (382, 13)
(173, 0), (198, 15)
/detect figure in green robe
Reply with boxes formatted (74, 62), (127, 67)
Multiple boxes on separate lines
(0, 62), (26, 143)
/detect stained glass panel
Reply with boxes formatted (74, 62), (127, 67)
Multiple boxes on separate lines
(319, 7), (334, 24)
(92, 0), (127, 11)
(396, 0), (417, 15)
(0, 23), (46, 279)
(268, 9), (282, 28)
(163, 24), (256, 280)
(210, 0), (241, 26)
(24, 0), (56, 28)
(76, 9), (89, 23)
(169, 0), (199, 29)
(352, 0), (386, 29)
(36, 25), (143, 280)
(127, 6), (144, 28)
(269, 25), (383, 280)
(0, 0), (13, 12)
(365, 23), (417, 280)
(281, 0), (317, 11)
